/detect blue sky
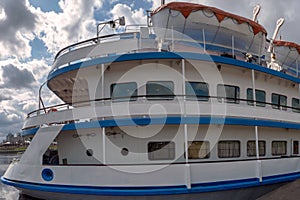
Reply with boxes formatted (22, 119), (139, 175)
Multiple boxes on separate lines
(0, 0), (299, 140)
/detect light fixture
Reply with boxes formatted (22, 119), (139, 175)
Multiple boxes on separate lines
(96, 16), (126, 39)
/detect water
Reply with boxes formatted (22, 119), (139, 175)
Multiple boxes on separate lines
(0, 154), (34, 200)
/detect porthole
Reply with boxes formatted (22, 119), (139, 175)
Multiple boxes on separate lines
(42, 168), (54, 181)
(86, 149), (94, 157)
(121, 148), (129, 156)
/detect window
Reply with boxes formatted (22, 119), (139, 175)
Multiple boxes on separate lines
(293, 141), (299, 155)
(187, 141), (210, 159)
(247, 141), (266, 157)
(272, 141), (287, 156)
(271, 93), (287, 110)
(218, 141), (240, 158)
(111, 82), (137, 101)
(185, 82), (209, 101)
(146, 81), (174, 100)
(217, 84), (240, 104)
(247, 89), (266, 107)
(148, 141), (175, 160)
(292, 98), (300, 113)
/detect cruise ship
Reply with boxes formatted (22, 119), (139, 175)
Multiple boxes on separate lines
(2, 1), (300, 200)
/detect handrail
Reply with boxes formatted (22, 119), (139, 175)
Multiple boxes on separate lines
(27, 95), (300, 118)
(54, 32), (141, 61)
(51, 30), (266, 72)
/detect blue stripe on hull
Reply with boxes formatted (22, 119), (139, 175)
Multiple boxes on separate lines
(48, 52), (300, 84)
(22, 116), (300, 136)
(2, 172), (300, 196)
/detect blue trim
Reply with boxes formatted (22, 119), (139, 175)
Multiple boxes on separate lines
(22, 127), (39, 136)
(2, 172), (300, 196)
(22, 116), (300, 136)
(48, 52), (300, 84)
(62, 116), (300, 131)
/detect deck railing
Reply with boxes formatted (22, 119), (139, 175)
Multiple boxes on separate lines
(50, 28), (268, 73)
(27, 95), (300, 119)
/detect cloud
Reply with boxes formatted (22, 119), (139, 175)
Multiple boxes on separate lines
(0, 0), (37, 59)
(0, 64), (36, 89)
(0, 94), (12, 101)
(32, 0), (104, 54)
(111, 3), (147, 26)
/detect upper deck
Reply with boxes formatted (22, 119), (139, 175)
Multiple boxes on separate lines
(50, 2), (300, 81)
(25, 2), (300, 132)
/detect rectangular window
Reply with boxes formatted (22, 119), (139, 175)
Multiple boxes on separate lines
(185, 82), (209, 101)
(247, 89), (266, 107)
(146, 81), (174, 100)
(293, 141), (299, 155)
(272, 141), (287, 156)
(217, 84), (240, 104)
(218, 141), (240, 158)
(111, 82), (137, 101)
(247, 141), (266, 157)
(292, 98), (300, 113)
(272, 93), (287, 110)
(187, 141), (210, 159)
(148, 141), (175, 160)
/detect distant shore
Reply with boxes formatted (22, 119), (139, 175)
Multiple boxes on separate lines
(0, 147), (27, 154)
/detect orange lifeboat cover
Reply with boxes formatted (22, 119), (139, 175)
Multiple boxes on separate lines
(153, 2), (267, 35)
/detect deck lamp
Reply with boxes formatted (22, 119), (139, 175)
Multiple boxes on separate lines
(96, 16), (126, 39)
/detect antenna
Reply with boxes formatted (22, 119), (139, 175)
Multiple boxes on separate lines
(252, 4), (261, 22)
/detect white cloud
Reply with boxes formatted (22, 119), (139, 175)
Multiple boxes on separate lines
(111, 4), (147, 26)
(0, 8), (6, 21)
(32, 0), (104, 54)
(0, 0), (36, 59)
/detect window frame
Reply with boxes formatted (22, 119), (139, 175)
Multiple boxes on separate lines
(186, 141), (210, 159)
(271, 93), (287, 110)
(247, 88), (266, 107)
(148, 141), (175, 161)
(293, 141), (299, 155)
(218, 140), (241, 158)
(146, 81), (175, 100)
(271, 141), (287, 156)
(185, 81), (209, 101)
(110, 82), (138, 101)
(217, 84), (240, 104)
(292, 98), (300, 113)
(247, 140), (266, 157)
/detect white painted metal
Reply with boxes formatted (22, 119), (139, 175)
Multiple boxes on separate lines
(5, 3), (300, 199)
(252, 5), (261, 22)
(20, 126), (63, 166)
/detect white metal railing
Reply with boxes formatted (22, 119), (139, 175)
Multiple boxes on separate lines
(25, 95), (300, 130)
(51, 28), (269, 75)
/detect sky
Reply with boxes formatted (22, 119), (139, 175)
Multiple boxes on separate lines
(0, 0), (299, 141)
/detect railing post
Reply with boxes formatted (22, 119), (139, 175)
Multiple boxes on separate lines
(102, 126), (106, 164)
(202, 29), (206, 52)
(297, 59), (299, 77)
(101, 64), (105, 101)
(182, 58), (191, 189)
(171, 26), (174, 52)
(232, 35), (235, 58)
(251, 69), (256, 107)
